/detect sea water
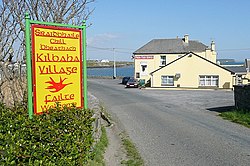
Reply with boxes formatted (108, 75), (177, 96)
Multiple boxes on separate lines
(87, 65), (134, 77)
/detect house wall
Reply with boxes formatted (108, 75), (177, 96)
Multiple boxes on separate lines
(134, 51), (216, 82)
(134, 54), (183, 81)
(151, 54), (234, 89)
(203, 49), (217, 63)
(134, 54), (156, 81)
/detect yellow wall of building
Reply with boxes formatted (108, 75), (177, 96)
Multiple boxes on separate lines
(134, 55), (155, 81)
(134, 51), (216, 82)
(202, 49), (217, 63)
(151, 54), (234, 89)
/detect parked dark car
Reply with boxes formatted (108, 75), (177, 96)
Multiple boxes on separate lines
(122, 76), (130, 85)
(125, 78), (138, 88)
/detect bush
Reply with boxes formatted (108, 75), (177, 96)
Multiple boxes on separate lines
(0, 103), (95, 165)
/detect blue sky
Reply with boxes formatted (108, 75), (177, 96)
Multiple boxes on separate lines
(87, 0), (250, 62)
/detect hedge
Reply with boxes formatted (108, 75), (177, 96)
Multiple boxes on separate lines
(0, 103), (95, 165)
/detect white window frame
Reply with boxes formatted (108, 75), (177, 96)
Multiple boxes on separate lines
(199, 75), (219, 87)
(160, 56), (167, 66)
(161, 75), (174, 86)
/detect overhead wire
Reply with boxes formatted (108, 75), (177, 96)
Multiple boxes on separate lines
(217, 48), (250, 52)
(87, 45), (134, 54)
(87, 45), (250, 55)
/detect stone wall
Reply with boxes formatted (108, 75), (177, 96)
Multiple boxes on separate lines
(88, 92), (102, 142)
(234, 84), (250, 111)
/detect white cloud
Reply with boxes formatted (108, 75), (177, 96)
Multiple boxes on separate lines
(87, 33), (119, 45)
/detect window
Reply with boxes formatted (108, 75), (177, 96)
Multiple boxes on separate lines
(199, 75), (218, 86)
(160, 56), (166, 66)
(136, 72), (140, 78)
(161, 76), (174, 86)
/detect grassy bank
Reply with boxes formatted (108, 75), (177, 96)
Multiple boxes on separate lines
(100, 105), (144, 166)
(121, 134), (144, 166)
(219, 109), (250, 128)
(87, 126), (108, 166)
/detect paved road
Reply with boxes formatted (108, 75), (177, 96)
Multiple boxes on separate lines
(88, 78), (250, 166)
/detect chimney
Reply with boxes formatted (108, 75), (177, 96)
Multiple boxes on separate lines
(184, 34), (189, 43)
(211, 41), (215, 51)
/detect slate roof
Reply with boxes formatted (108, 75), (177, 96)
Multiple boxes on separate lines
(224, 66), (247, 73)
(134, 39), (208, 54)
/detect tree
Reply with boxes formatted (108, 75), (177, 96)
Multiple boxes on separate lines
(0, 0), (95, 107)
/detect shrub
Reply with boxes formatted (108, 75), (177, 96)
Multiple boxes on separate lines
(0, 103), (95, 165)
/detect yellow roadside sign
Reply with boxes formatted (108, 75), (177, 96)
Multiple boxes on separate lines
(32, 25), (83, 114)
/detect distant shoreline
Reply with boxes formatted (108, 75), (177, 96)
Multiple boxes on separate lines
(87, 60), (133, 68)
(87, 64), (133, 69)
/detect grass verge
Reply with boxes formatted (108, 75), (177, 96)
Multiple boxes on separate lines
(88, 126), (108, 166)
(99, 104), (144, 165)
(121, 135), (144, 166)
(219, 109), (250, 128)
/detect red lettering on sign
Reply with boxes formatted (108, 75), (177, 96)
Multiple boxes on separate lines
(135, 56), (154, 60)
(44, 93), (75, 104)
(38, 65), (77, 75)
(40, 102), (77, 112)
(50, 39), (66, 44)
(36, 53), (80, 62)
(35, 29), (79, 39)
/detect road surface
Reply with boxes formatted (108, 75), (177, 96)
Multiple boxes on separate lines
(88, 78), (250, 166)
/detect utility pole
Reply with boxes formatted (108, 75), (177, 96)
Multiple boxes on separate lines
(113, 48), (116, 79)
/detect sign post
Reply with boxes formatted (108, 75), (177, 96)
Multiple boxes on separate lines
(25, 13), (88, 118)
(82, 21), (88, 109)
(25, 13), (33, 119)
